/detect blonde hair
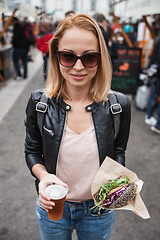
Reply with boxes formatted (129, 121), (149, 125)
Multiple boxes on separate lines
(44, 14), (112, 102)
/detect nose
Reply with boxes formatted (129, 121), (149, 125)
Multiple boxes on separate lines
(73, 59), (84, 70)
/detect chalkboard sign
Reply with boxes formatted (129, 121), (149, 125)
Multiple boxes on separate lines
(111, 47), (141, 95)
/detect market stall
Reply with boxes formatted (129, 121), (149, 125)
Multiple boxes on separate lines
(111, 0), (160, 94)
(0, 0), (17, 81)
(125, 0), (160, 68)
(0, 2), (38, 82)
(109, 1), (139, 95)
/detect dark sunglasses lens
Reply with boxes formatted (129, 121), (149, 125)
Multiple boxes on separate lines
(59, 52), (76, 66)
(82, 53), (100, 67)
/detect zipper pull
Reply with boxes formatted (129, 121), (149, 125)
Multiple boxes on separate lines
(43, 126), (54, 136)
(47, 129), (54, 136)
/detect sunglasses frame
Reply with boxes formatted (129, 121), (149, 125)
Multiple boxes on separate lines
(57, 50), (101, 68)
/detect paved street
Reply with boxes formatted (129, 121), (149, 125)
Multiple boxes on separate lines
(0, 54), (159, 240)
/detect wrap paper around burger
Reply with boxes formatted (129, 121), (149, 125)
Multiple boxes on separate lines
(91, 157), (150, 219)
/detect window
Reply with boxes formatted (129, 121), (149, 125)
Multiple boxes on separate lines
(91, 0), (96, 11)
(56, 0), (63, 10)
(72, 0), (77, 10)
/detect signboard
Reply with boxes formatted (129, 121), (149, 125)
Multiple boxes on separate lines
(137, 22), (150, 42)
(125, 0), (160, 17)
(111, 48), (141, 95)
(114, 1), (126, 17)
(19, 3), (36, 18)
(0, 0), (9, 13)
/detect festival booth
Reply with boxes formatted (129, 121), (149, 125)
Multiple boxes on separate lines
(0, 0), (17, 82)
(19, 3), (37, 61)
(125, 0), (160, 68)
(0, 2), (37, 82)
(111, 0), (160, 95)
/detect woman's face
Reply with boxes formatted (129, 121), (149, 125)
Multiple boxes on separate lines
(58, 26), (99, 91)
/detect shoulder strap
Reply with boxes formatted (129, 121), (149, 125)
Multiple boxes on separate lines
(36, 93), (48, 135)
(108, 93), (122, 140)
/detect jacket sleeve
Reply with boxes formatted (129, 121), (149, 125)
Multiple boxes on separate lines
(37, 37), (45, 53)
(24, 91), (45, 177)
(114, 93), (131, 166)
(149, 35), (160, 66)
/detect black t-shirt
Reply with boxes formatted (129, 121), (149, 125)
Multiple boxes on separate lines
(12, 22), (29, 49)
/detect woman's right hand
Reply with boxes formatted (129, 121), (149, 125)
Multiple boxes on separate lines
(38, 172), (67, 211)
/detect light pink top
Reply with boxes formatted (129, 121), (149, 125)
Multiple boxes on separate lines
(57, 124), (99, 202)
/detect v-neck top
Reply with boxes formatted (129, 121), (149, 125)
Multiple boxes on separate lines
(57, 124), (99, 202)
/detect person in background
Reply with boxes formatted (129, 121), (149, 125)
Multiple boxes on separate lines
(24, 14), (131, 240)
(124, 21), (134, 34)
(107, 25), (118, 64)
(37, 19), (54, 80)
(123, 21), (135, 46)
(112, 19), (118, 33)
(22, 18), (37, 62)
(11, 17), (29, 80)
(95, 13), (109, 48)
(145, 31), (160, 134)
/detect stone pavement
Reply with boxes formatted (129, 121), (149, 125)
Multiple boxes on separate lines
(0, 53), (159, 240)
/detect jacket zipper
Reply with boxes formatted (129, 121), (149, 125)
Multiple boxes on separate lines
(91, 112), (100, 166)
(56, 112), (67, 175)
(43, 126), (54, 136)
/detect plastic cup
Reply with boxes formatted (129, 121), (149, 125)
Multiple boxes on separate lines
(45, 184), (68, 221)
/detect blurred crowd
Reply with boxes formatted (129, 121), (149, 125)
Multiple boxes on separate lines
(4, 11), (159, 75)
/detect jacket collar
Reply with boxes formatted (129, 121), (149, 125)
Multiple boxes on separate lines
(56, 98), (99, 112)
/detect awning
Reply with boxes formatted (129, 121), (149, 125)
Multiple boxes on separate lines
(125, 0), (160, 17)
(0, 0), (9, 13)
(19, 3), (36, 18)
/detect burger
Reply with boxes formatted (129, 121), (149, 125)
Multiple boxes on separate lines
(93, 176), (137, 209)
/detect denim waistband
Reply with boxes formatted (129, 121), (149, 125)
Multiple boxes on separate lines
(64, 199), (112, 217)
(65, 199), (94, 209)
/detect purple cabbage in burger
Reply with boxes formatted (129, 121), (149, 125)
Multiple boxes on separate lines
(94, 176), (137, 209)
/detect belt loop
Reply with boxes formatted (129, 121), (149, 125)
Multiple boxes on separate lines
(83, 201), (87, 214)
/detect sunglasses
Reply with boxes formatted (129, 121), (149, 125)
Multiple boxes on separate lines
(57, 51), (101, 68)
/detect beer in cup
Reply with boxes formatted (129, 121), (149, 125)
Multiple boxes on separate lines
(45, 184), (68, 221)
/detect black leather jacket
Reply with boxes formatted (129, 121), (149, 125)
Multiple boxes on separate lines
(25, 90), (131, 190)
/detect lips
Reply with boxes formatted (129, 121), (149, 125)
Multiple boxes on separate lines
(71, 74), (86, 80)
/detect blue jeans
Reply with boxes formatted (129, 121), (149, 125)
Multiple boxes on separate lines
(13, 48), (28, 77)
(36, 198), (115, 240)
(147, 84), (160, 124)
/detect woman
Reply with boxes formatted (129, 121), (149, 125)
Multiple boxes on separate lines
(25, 14), (131, 240)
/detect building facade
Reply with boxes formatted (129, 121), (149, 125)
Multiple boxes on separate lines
(45, 0), (110, 20)
(6, 0), (111, 21)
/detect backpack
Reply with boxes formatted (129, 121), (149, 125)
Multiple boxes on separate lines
(36, 93), (122, 140)
(24, 22), (36, 46)
(135, 85), (149, 111)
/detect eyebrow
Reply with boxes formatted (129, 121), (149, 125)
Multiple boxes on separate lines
(59, 49), (99, 54)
